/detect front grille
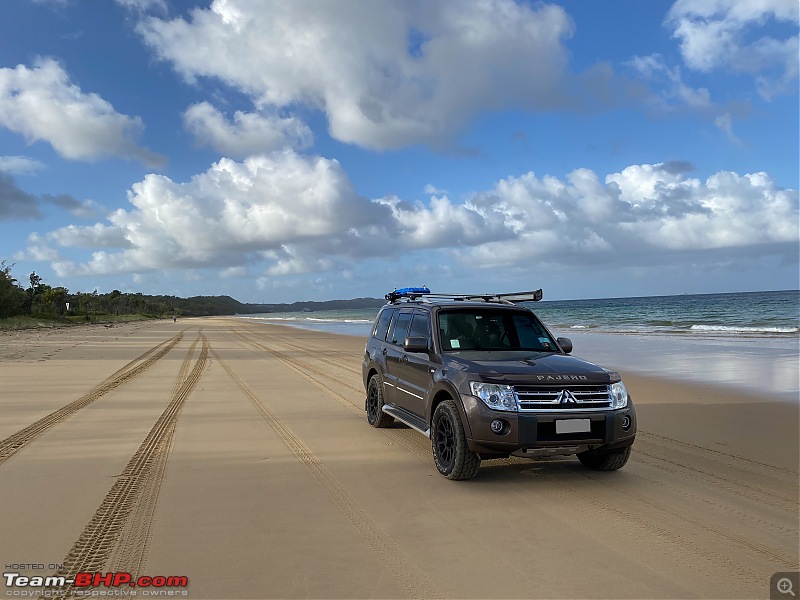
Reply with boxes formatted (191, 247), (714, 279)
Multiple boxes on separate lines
(515, 384), (612, 411)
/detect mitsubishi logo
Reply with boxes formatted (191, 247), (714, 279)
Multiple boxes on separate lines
(556, 390), (580, 404)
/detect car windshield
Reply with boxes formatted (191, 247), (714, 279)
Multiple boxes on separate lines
(437, 309), (557, 352)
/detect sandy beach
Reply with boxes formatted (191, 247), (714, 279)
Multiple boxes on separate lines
(0, 317), (797, 599)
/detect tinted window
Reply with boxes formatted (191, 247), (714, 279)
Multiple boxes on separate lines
(408, 311), (430, 341)
(438, 309), (556, 352)
(373, 309), (394, 341)
(512, 314), (554, 351)
(387, 311), (413, 346)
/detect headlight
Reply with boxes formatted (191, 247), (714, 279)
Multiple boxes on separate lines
(469, 382), (519, 412)
(610, 381), (628, 409)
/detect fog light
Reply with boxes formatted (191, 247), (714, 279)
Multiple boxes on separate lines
(490, 419), (504, 434)
(622, 415), (632, 431)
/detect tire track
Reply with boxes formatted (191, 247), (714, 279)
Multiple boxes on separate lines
(638, 429), (799, 475)
(0, 331), (186, 467)
(108, 330), (205, 578)
(231, 329), (431, 463)
(46, 332), (208, 598)
(634, 444), (797, 507)
(210, 345), (442, 600)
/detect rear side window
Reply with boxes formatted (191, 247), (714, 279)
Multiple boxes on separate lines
(373, 309), (394, 341)
(408, 311), (430, 342)
(387, 311), (413, 346)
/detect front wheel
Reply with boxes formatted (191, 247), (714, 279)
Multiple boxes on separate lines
(366, 375), (394, 428)
(577, 446), (631, 471)
(431, 400), (480, 480)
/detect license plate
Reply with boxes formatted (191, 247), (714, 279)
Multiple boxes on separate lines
(556, 419), (591, 434)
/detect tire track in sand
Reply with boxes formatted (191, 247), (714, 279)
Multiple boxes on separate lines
(211, 345), (443, 600)
(107, 330), (205, 578)
(45, 332), (208, 598)
(0, 330), (186, 467)
(231, 329), (430, 463)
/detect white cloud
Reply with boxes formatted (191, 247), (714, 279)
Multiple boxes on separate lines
(667, 0), (799, 98)
(628, 54), (713, 111)
(138, 0), (577, 149)
(40, 153), (797, 279)
(183, 102), (312, 157)
(713, 113), (743, 146)
(0, 58), (165, 166)
(0, 156), (45, 175)
(115, 0), (166, 12)
(220, 266), (247, 278)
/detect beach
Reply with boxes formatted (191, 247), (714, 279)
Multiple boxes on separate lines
(0, 317), (797, 599)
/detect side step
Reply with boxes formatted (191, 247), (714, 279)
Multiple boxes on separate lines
(382, 404), (430, 438)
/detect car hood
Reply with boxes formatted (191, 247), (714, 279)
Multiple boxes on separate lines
(442, 352), (618, 384)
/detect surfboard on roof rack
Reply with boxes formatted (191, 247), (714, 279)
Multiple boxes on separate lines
(385, 287), (543, 304)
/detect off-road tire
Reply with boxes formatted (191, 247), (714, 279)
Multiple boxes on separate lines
(432, 400), (481, 480)
(577, 446), (631, 471)
(366, 375), (394, 428)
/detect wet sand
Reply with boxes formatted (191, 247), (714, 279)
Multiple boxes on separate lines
(0, 317), (797, 599)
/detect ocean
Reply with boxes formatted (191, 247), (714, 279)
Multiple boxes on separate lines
(238, 290), (799, 399)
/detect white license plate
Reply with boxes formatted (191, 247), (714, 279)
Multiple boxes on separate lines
(556, 419), (591, 434)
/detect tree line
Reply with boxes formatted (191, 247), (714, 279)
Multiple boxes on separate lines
(0, 261), (253, 320)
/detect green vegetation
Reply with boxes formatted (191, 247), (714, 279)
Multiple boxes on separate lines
(0, 261), (384, 330)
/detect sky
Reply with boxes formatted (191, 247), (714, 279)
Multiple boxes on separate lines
(0, 0), (798, 303)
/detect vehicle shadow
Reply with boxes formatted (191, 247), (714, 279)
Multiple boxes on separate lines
(473, 455), (633, 484)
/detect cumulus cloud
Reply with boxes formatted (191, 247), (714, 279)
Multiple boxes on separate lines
(39, 152), (797, 279)
(137, 0), (584, 150)
(0, 58), (165, 166)
(183, 102), (312, 157)
(667, 0), (799, 98)
(0, 156), (45, 175)
(49, 151), (394, 276)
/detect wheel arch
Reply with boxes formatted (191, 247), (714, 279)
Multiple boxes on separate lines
(428, 384), (473, 439)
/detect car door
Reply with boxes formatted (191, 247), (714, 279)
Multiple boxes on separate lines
(384, 309), (413, 406)
(369, 307), (396, 404)
(394, 309), (434, 418)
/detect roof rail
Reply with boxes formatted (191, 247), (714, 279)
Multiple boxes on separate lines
(385, 288), (542, 304)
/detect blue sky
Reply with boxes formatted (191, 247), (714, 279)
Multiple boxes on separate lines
(0, 0), (797, 303)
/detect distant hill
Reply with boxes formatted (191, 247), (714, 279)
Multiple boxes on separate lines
(240, 297), (385, 314)
(171, 295), (385, 316)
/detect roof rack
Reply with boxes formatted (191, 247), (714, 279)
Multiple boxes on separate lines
(386, 287), (542, 304)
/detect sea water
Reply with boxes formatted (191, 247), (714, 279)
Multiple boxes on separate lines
(239, 290), (799, 399)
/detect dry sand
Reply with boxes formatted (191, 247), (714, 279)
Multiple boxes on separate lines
(0, 317), (797, 599)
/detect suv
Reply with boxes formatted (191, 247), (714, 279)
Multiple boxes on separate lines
(362, 288), (636, 480)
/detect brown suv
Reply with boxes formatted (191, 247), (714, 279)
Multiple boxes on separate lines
(362, 288), (636, 480)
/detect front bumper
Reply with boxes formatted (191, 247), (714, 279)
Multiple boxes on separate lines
(461, 393), (637, 456)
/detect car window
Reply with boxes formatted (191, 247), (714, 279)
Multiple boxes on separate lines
(373, 308), (394, 341)
(408, 311), (430, 342)
(438, 309), (555, 351)
(387, 311), (413, 346)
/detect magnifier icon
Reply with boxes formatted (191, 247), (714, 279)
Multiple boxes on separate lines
(778, 577), (796, 597)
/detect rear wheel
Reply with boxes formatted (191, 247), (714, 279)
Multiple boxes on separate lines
(577, 446), (631, 471)
(432, 400), (480, 480)
(366, 375), (393, 428)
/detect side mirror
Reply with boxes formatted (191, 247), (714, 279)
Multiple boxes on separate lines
(557, 337), (573, 354)
(404, 336), (429, 353)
